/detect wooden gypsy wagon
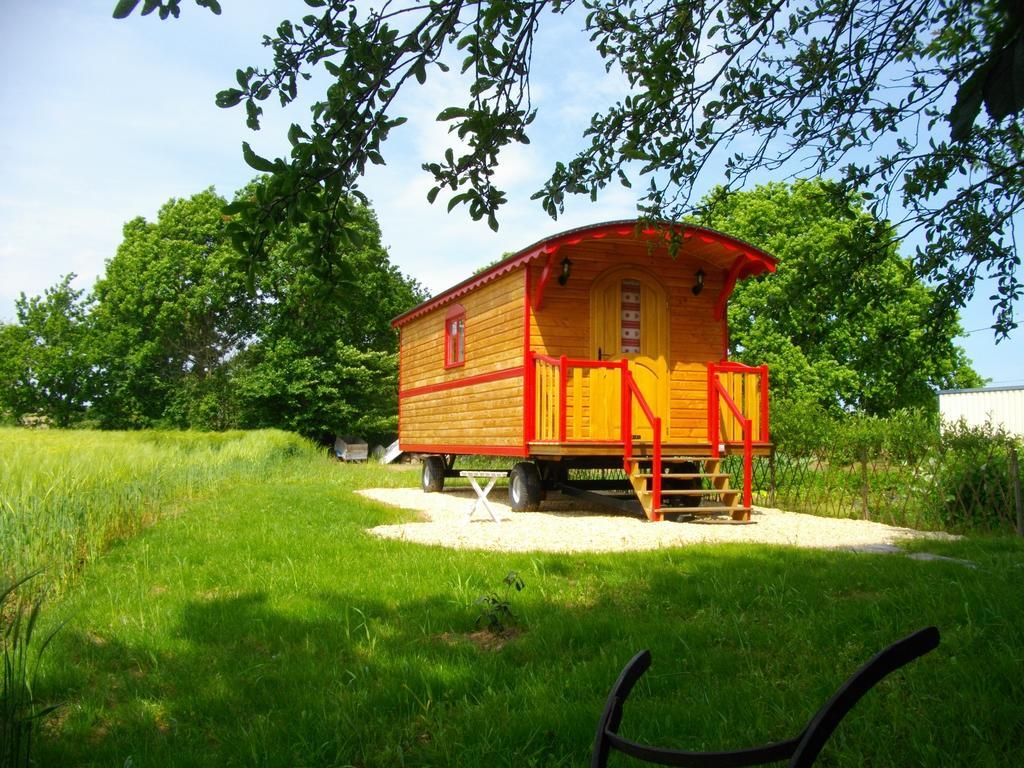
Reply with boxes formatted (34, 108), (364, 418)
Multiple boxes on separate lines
(391, 220), (777, 521)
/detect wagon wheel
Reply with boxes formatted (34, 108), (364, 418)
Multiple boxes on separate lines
(421, 455), (446, 493)
(509, 462), (543, 511)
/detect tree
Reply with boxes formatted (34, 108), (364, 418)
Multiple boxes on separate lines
(228, 191), (427, 443)
(87, 183), (424, 440)
(696, 180), (985, 415)
(230, 341), (401, 444)
(114, 0), (1021, 337)
(0, 276), (94, 426)
(89, 189), (257, 428)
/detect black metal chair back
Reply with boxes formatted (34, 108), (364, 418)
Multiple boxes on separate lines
(592, 626), (940, 768)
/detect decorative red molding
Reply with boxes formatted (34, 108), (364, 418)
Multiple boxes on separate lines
(713, 252), (778, 321)
(400, 366), (524, 399)
(531, 251), (557, 310)
(714, 259), (745, 322)
(390, 220), (778, 328)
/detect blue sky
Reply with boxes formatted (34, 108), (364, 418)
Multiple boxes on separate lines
(1, 1), (1020, 386)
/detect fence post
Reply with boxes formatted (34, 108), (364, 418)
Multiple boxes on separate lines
(769, 445), (777, 508)
(859, 446), (870, 520)
(1010, 445), (1023, 537)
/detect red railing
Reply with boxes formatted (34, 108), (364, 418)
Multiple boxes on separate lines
(623, 371), (662, 513)
(526, 351), (663, 513)
(529, 353), (624, 442)
(707, 362), (769, 444)
(707, 362), (769, 509)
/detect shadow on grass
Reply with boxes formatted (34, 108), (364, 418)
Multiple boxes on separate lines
(34, 545), (1022, 767)
(39, 584), (615, 767)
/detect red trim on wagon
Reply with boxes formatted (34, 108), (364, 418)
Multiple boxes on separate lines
(397, 326), (404, 436)
(399, 366), (524, 399)
(523, 263), (533, 452)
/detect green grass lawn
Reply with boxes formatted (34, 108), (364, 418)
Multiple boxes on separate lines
(11, 438), (1023, 766)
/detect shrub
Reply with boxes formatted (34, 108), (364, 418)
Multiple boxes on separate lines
(925, 420), (1023, 533)
(765, 406), (1021, 533)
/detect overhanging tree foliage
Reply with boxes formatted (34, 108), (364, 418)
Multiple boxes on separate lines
(696, 180), (984, 414)
(114, 0), (1022, 336)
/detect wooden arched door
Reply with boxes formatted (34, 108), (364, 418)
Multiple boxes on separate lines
(589, 268), (670, 441)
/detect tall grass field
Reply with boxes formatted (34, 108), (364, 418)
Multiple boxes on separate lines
(0, 428), (321, 595)
(1, 428), (1022, 766)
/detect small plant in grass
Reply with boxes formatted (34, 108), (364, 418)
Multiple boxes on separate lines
(2, 572), (63, 768)
(474, 571), (525, 634)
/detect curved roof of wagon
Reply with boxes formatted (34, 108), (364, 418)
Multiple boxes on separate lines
(390, 219), (778, 328)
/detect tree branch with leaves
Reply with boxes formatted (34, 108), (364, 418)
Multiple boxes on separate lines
(115, 0), (1022, 336)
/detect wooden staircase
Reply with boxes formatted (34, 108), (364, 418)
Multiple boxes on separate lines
(627, 456), (751, 522)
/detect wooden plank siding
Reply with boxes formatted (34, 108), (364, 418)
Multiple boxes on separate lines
(399, 268), (526, 449)
(401, 377), (524, 446)
(528, 239), (727, 442)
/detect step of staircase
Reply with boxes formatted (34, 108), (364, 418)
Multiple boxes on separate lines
(628, 455), (749, 522)
(659, 489), (739, 497)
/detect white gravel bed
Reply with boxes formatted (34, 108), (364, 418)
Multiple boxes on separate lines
(359, 488), (957, 553)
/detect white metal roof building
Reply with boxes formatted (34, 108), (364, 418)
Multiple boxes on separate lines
(937, 385), (1024, 438)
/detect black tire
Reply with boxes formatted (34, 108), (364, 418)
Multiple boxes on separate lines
(509, 462), (543, 511)
(421, 455), (446, 493)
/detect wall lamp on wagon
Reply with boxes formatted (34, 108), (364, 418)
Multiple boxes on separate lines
(692, 267), (705, 296)
(558, 256), (573, 286)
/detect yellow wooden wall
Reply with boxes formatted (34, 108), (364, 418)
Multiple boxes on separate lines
(399, 268), (525, 448)
(529, 239), (725, 441)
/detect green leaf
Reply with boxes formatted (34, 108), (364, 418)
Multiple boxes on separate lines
(983, 37), (1024, 121)
(241, 142), (276, 173)
(412, 59), (427, 84)
(447, 192), (470, 212)
(949, 68), (986, 142)
(112, 0), (141, 18)
(437, 107), (468, 121)
(287, 123), (309, 146)
(215, 88), (244, 108)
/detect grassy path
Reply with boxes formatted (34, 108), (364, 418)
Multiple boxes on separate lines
(29, 460), (1024, 766)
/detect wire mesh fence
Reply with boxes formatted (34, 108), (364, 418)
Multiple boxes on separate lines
(722, 417), (1024, 534)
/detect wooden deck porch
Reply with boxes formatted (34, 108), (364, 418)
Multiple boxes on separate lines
(526, 354), (772, 520)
